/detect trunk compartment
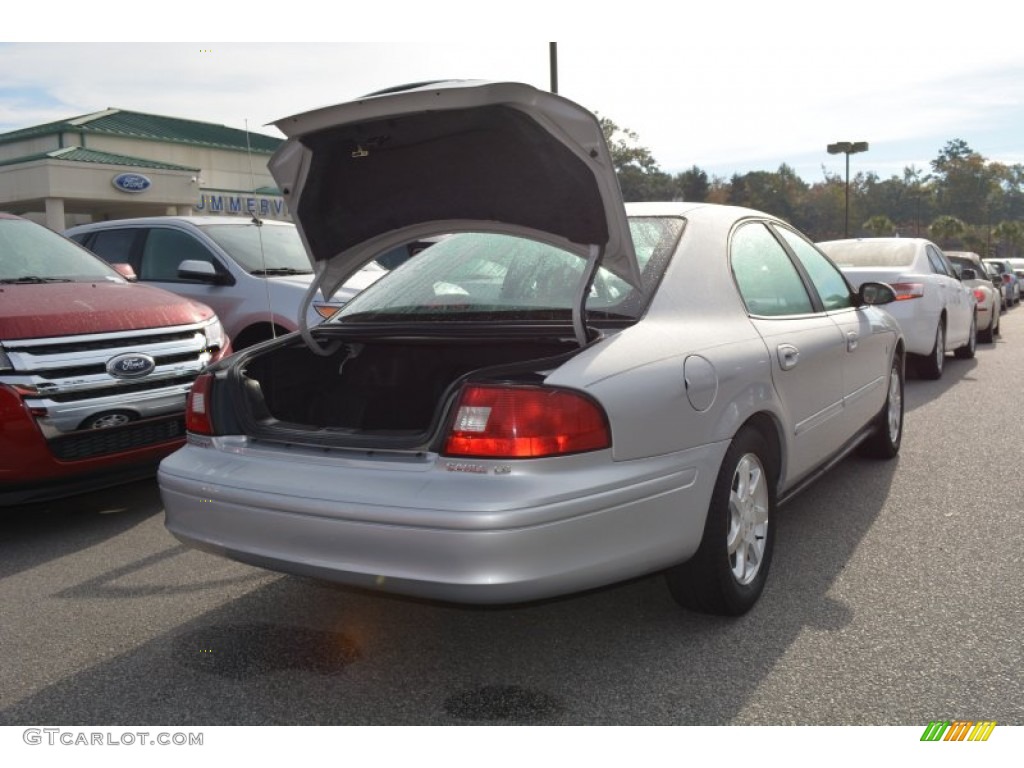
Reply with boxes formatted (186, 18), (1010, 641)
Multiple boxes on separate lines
(232, 330), (582, 447)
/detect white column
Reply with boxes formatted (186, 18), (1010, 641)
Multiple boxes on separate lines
(44, 198), (66, 231)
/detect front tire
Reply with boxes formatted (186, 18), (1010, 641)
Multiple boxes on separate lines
(666, 426), (776, 615)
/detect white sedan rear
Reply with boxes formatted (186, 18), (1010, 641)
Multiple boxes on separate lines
(818, 238), (976, 379)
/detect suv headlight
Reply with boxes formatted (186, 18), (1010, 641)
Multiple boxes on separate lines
(203, 317), (226, 350)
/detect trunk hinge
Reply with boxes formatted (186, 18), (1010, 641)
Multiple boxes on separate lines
(299, 262), (343, 356)
(571, 244), (603, 347)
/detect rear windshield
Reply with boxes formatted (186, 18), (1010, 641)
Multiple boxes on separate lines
(948, 256), (980, 275)
(819, 240), (916, 268)
(336, 217), (684, 323)
(0, 218), (120, 282)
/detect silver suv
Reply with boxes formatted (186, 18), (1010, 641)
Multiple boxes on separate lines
(66, 217), (375, 349)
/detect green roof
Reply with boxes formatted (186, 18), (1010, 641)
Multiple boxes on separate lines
(0, 146), (199, 171)
(0, 109), (282, 153)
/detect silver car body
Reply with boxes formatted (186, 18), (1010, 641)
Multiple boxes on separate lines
(159, 82), (904, 608)
(65, 217), (375, 348)
(946, 252), (1000, 340)
(819, 238), (976, 360)
(984, 258), (1021, 307)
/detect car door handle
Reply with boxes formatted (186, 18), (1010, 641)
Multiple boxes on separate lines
(847, 331), (859, 351)
(777, 344), (800, 370)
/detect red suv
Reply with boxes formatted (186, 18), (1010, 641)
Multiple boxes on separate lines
(0, 214), (230, 505)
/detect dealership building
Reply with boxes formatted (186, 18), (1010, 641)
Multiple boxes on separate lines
(0, 108), (288, 231)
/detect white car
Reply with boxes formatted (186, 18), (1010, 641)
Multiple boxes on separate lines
(819, 238), (976, 379)
(159, 81), (905, 616)
(946, 251), (1001, 342)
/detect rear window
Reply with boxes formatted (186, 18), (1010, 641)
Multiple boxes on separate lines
(819, 240), (917, 268)
(948, 256), (981, 276)
(336, 217), (684, 323)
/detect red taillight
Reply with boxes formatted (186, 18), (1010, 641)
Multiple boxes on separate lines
(443, 384), (611, 458)
(973, 288), (988, 303)
(185, 373), (215, 435)
(889, 282), (925, 301)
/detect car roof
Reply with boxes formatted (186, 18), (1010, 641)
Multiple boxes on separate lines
(67, 216), (294, 231)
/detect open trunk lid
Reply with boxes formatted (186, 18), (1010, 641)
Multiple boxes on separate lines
(269, 80), (640, 304)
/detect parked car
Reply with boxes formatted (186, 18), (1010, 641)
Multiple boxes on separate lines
(65, 218), (388, 350)
(819, 238), (976, 379)
(946, 251), (1000, 342)
(984, 258), (1020, 308)
(159, 80), (905, 616)
(0, 213), (230, 505)
(1006, 257), (1024, 292)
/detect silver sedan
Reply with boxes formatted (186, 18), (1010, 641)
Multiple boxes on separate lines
(159, 81), (905, 615)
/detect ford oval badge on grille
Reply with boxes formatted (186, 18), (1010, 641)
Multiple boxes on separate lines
(107, 353), (156, 379)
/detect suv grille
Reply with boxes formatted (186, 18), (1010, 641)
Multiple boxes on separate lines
(49, 416), (184, 460)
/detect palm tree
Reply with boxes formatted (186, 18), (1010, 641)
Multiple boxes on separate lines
(929, 215), (966, 247)
(992, 220), (1023, 259)
(863, 215), (896, 236)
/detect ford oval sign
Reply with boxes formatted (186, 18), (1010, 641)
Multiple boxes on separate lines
(112, 173), (152, 193)
(107, 353), (156, 379)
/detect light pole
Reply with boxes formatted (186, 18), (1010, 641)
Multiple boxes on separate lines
(549, 43), (558, 94)
(827, 141), (868, 237)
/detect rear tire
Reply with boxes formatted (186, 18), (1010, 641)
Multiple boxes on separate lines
(979, 308), (996, 343)
(954, 315), (977, 359)
(860, 355), (904, 459)
(916, 322), (945, 380)
(666, 426), (776, 615)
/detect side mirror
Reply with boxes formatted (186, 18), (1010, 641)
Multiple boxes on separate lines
(859, 281), (896, 306)
(960, 268), (977, 280)
(178, 259), (231, 285)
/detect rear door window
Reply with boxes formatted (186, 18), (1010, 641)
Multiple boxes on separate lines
(730, 222), (815, 316)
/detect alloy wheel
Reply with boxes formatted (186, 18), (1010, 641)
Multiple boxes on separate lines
(727, 453), (769, 586)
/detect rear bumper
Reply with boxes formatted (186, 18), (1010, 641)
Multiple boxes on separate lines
(159, 438), (728, 603)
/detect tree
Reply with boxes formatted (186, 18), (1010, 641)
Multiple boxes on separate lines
(727, 165), (808, 225)
(597, 116), (668, 202)
(673, 165), (710, 202)
(863, 215), (896, 236)
(598, 117), (659, 174)
(929, 139), (1000, 225)
(929, 215), (967, 247)
(992, 220), (1023, 259)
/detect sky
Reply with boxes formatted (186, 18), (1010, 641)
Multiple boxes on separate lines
(3, 2), (1024, 185)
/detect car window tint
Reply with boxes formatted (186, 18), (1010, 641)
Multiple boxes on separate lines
(88, 229), (140, 272)
(731, 222), (814, 316)
(775, 226), (852, 310)
(926, 246), (950, 277)
(140, 229), (216, 281)
(0, 218), (117, 280)
(200, 223), (312, 273)
(337, 217), (683, 322)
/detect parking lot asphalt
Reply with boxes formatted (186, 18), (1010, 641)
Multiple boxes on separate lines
(1, 308), (1022, 725)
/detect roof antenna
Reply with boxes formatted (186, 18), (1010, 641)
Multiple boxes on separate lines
(246, 118), (275, 339)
